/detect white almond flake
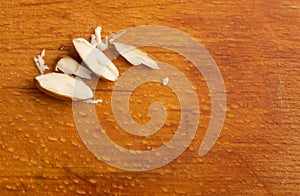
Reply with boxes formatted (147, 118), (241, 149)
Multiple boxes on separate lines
(162, 77), (169, 86)
(94, 26), (108, 51)
(98, 36), (109, 51)
(112, 42), (159, 70)
(83, 99), (103, 104)
(73, 38), (119, 81)
(95, 26), (102, 45)
(55, 56), (92, 79)
(41, 49), (46, 57)
(90, 34), (97, 46)
(35, 73), (93, 100)
(34, 49), (49, 74)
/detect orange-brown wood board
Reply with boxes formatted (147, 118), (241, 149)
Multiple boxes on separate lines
(0, 0), (299, 195)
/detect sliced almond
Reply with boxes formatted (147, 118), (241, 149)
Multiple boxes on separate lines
(112, 42), (159, 70)
(34, 73), (93, 100)
(72, 38), (119, 81)
(55, 56), (92, 79)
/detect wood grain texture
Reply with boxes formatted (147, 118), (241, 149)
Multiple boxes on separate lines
(0, 0), (299, 195)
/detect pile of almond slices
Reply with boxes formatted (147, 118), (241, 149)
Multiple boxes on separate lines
(33, 26), (159, 102)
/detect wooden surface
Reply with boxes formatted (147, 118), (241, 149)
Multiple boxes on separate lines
(0, 0), (299, 195)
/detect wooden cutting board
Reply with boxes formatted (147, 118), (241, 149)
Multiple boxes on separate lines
(0, 0), (299, 195)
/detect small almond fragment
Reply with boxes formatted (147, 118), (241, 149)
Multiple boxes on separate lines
(90, 34), (97, 46)
(162, 77), (169, 86)
(111, 42), (159, 70)
(55, 56), (92, 79)
(33, 49), (49, 74)
(94, 26), (109, 51)
(83, 99), (103, 104)
(34, 73), (93, 100)
(72, 38), (119, 81)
